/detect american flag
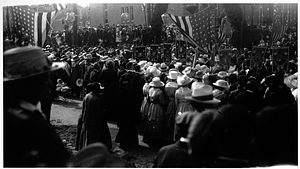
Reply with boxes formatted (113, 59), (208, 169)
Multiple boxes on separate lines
(272, 3), (288, 43)
(164, 5), (216, 54)
(9, 5), (55, 47)
(51, 3), (66, 14)
(272, 25), (288, 43)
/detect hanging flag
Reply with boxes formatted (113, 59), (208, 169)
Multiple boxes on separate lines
(163, 43), (172, 62)
(52, 3), (66, 14)
(251, 46), (267, 68)
(9, 5), (55, 47)
(150, 44), (159, 62)
(176, 40), (187, 59)
(163, 5), (216, 55)
(272, 25), (288, 43)
(272, 47), (289, 72)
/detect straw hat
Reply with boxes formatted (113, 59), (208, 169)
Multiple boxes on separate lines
(182, 66), (192, 75)
(194, 64), (201, 71)
(149, 77), (164, 87)
(213, 79), (229, 89)
(160, 63), (168, 72)
(185, 85), (221, 104)
(167, 71), (179, 80)
(177, 75), (192, 86)
(217, 71), (229, 79)
(4, 46), (64, 82)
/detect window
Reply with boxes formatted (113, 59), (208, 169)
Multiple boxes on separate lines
(125, 7), (129, 13)
(121, 7), (124, 14)
(130, 6), (134, 22)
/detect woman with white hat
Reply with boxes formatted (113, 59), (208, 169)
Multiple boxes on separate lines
(163, 70), (179, 144)
(174, 75), (194, 141)
(144, 77), (166, 147)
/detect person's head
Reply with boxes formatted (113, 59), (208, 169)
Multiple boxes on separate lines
(185, 84), (220, 112)
(4, 46), (63, 105)
(175, 111), (198, 138)
(91, 82), (101, 94)
(106, 59), (115, 70)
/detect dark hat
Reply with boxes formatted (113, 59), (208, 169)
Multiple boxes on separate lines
(4, 46), (64, 82)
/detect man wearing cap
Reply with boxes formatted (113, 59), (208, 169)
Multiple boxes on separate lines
(4, 46), (70, 167)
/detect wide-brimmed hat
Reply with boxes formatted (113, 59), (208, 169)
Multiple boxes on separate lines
(84, 53), (92, 60)
(160, 63), (168, 72)
(217, 71), (229, 79)
(182, 66), (192, 75)
(4, 46), (64, 82)
(213, 79), (229, 89)
(167, 71), (179, 80)
(194, 64), (201, 71)
(177, 75), (192, 86)
(284, 72), (298, 89)
(185, 85), (221, 104)
(149, 77), (164, 87)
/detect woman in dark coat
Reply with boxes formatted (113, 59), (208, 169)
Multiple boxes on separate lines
(77, 82), (112, 150)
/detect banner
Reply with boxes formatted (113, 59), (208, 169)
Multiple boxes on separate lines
(218, 49), (232, 70)
(176, 40), (187, 59)
(134, 46), (146, 61)
(272, 47), (289, 72)
(163, 43), (172, 62)
(150, 44), (159, 62)
(251, 46), (267, 68)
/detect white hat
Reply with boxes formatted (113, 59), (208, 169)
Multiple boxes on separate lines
(149, 77), (164, 87)
(182, 66), (192, 75)
(194, 64), (201, 71)
(217, 71), (229, 79)
(167, 71), (179, 80)
(213, 79), (229, 89)
(185, 85), (221, 104)
(177, 75), (192, 86)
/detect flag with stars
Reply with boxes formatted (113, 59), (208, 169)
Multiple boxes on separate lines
(164, 5), (215, 54)
(9, 5), (55, 47)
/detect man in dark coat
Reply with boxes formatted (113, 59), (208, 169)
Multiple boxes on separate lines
(77, 82), (112, 150)
(115, 61), (140, 149)
(98, 59), (119, 121)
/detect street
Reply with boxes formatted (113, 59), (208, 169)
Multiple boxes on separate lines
(50, 98), (157, 167)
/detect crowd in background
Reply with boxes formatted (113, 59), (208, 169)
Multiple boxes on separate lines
(3, 21), (298, 167)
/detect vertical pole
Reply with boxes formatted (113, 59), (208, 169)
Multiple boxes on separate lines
(251, 4), (254, 28)
(6, 6), (11, 39)
(73, 3), (78, 46)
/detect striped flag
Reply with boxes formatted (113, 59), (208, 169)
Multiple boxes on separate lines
(163, 5), (215, 55)
(9, 5), (55, 47)
(52, 3), (66, 13)
(272, 25), (288, 43)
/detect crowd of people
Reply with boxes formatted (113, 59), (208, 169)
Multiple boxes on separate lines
(3, 22), (298, 167)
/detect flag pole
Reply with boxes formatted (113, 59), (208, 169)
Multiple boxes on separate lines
(73, 3), (78, 46)
(193, 47), (198, 68)
(6, 6), (11, 39)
